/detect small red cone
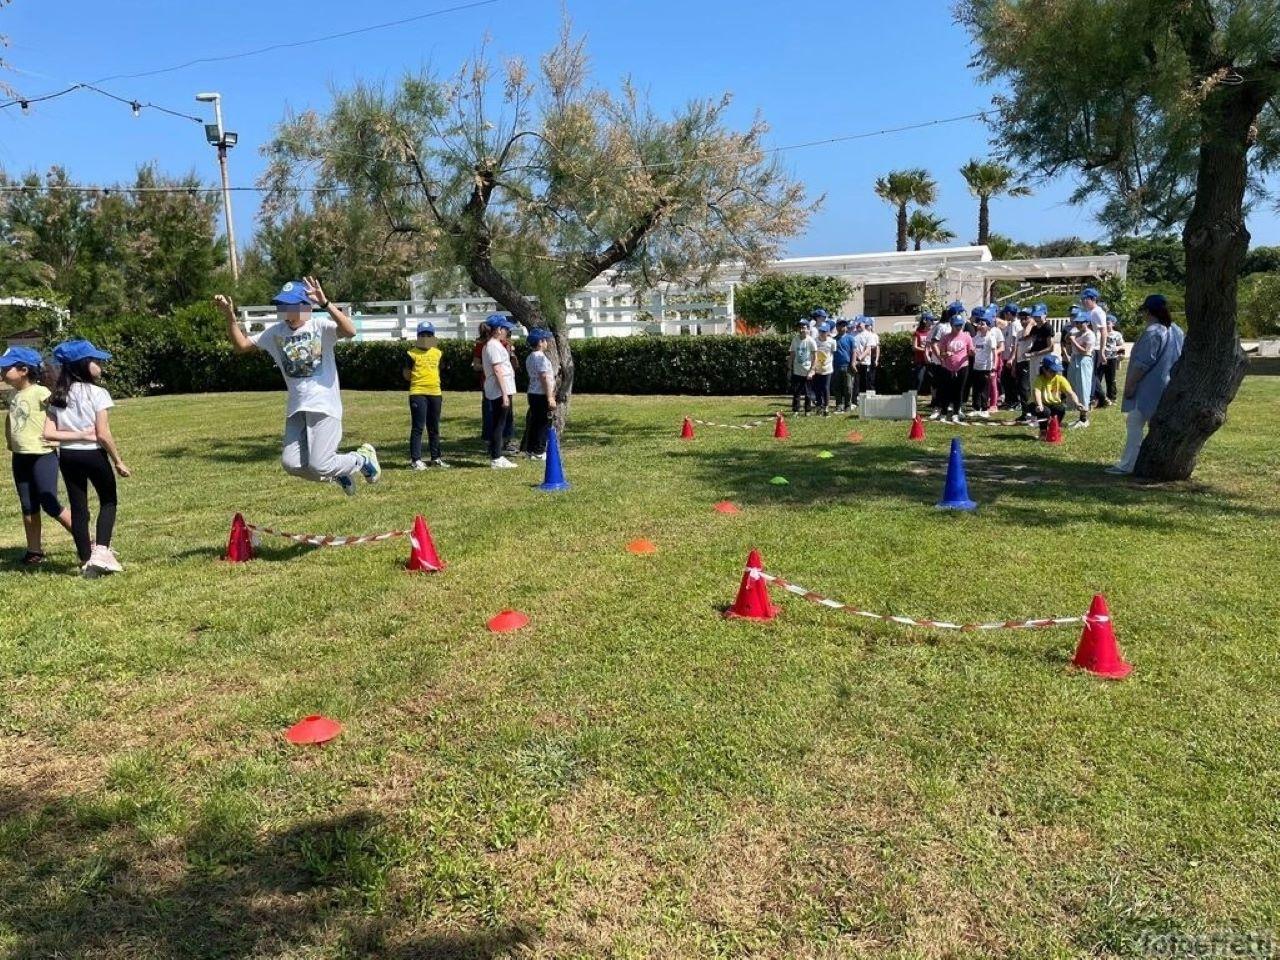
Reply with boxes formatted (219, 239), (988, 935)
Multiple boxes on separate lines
(847, 431), (864, 443)
(680, 417), (695, 440)
(488, 609), (530, 633)
(724, 549), (778, 621)
(773, 413), (790, 440)
(224, 512), (254, 562)
(713, 501), (741, 515)
(907, 416), (925, 441)
(1044, 415), (1064, 445)
(405, 515), (445, 572)
(285, 714), (342, 746)
(1071, 594), (1132, 679)
(627, 538), (657, 555)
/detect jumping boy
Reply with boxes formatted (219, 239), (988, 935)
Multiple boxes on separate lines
(215, 278), (381, 495)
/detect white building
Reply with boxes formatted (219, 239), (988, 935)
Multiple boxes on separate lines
(236, 245), (1128, 340)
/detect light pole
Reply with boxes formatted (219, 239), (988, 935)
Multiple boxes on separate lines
(196, 92), (240, 281)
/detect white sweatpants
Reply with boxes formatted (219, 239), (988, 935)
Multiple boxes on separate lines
(1116, 410), (1149, 472)
(281, 411), (363, 481)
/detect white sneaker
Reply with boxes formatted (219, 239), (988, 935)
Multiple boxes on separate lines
(410, 459), (428, 471)
(928, 411), (942, 421)
(530, 453), (547, 462)
(950, 415), (963, 424)
(973, 411), (991, 420)
(356, 443), (382, 483)
(1069, 419), (1089, 430)
(490, 457), (518, 469)
(85, 544), (121, 576)
(428, 459), (452, 469)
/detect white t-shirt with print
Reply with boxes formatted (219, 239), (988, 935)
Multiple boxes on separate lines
(50, 382), (114, 451)
(812, 338), (835, 375)
(790, 335), (816, 376)
(483, 338), (516, 400)
(973, 330), (1000, 371)
(252, 314), (343, 418)
(854, 330), (876, 366)
(526, 350), (554, 396)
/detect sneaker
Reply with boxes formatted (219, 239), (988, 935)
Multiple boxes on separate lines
(974, 411), (991, 420)
(336, 474), (358, 496)
(503, 442), (520, 455)
(928, 411), (943, 421)
(410, 459), (428, 471)
(1104, 465), (1132, 476)
(428, 459), (452, 469)
(356, 444), (382, 483)
(950, 415), (963, 424)
(529, 453), (547, 462)
(490, 457), (518, 469)
(85, 544), (121, 576)
(821, 409), (830, 418)
(1069, 419), (1089, 430)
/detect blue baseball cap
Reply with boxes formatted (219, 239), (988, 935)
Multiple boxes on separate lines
(1080, 287), (1100, 301)
(0, 345), (43, 369)
(1041, 355), (1063, 373)
(1106, 313), (1118, 326)
(485, 313), (514, 331)
(271, 280), (312, 307)
(920, 311), (937, 323)
(970, 306), (986, 318)
(1031, 303), (1049, 317)
(416, 321), (436, 336)
(53, 339), (112, 365)
(526, 327), (552, 344)
(835, 317), (849, 327)
(949, 314), (966, 326)
(1000, 304), (1018, 317)
(1069, 305), (1080, 317)
(810, 308), (829, 319)
(1141, 294), (1168, 312)
(817, 321), (833, 333)
(945, 301), (965, 317)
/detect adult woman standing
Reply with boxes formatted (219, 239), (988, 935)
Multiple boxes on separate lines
(1106, 294), (1185, 476)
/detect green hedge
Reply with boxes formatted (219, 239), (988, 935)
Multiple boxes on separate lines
(54, 313), (917, 399)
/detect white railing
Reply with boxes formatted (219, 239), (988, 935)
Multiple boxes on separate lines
(238, 289), (735, 341)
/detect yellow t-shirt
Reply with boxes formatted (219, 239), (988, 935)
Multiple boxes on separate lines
(6, 384), (54, 454)
(406, 346), (442, 396)
(1034, 373), (1072, 405)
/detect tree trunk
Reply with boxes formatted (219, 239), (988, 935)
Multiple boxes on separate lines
(977, 196), (989, 247)
(1135, 88), (1260, 481)
(896, 204), (908, 252)
(913, 238), (922, 251)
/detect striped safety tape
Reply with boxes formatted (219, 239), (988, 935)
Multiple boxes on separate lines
(245, 523), (408, 548)
(690, 415), (782, 430)
(750, 568), (1104, 632)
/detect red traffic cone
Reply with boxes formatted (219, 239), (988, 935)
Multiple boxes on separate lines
(488, 609), (530, 633)
(1071, 594), (1132, 679)
(724, 549), (778, 621)
(224, 512), (255, 562)
(680, 417), (695, 440)
(405, 515), (445, 572)
(1044, 415), (1064, 444)
(713, 501), (741, 515)
(285, 714), (342, 745)
(627, 538), (658, 555)
(907, 415), (925, 441)
(773, 413), (790, 440)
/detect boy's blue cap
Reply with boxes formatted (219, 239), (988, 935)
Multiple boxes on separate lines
(920, 311), (937, 322)
(1031, 303), (1049, 317)
(1069, 305), (1080, 317)
(416, 321), (436, 336)
(1080, 287), (1100, 301)
(271, 280), (312, 307)
(817, 321), (832, 333)
(1041, 355), (1063, 372)
(809, 308), (829, 319)
(1141, 294), (1168, 312)
(949, 315), (966, 326)
(1001, 304), (1019, 316)
(1106, 313), (1118, 325)
(970, 306), (986, 318)
(485, 314), (514, 331)
(53, 339), (112, 365)
(945, 300), (965, 316)
(526, 328), (552, 344)
(0, 345), (43, 369)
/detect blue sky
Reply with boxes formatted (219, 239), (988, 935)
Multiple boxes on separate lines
(4, 0), (1267, 257)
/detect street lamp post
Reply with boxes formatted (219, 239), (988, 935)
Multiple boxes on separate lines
(196, 92), (240, 281)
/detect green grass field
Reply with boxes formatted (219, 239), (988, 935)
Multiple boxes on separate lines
(3, 382), (1280, 959)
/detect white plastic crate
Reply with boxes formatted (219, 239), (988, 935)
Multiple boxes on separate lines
(857, 391), (917, 420)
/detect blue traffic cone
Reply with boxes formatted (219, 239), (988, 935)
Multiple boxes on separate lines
(936, 438), (977, 511)
(537, 426), (571, 492)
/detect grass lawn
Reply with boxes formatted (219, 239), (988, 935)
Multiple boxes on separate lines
(2, 380), (1280, 959)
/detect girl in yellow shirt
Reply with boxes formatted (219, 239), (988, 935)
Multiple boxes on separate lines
(1032, 355), (1085, 437)
(402, 322), (449, 469)
(1, 347), (74, 566)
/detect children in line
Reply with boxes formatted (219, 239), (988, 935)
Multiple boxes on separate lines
(216, 279), (382, 496)
(932, 313), (973, 423)
(403, 321), (449, 469)
(833, 319), (857, 413)
(811, 322), (835, 416)
(523, 328), (557, 459)
(788, 318), (816, 415)
(2, 346), (73, 566)
(482, 317), (519, 469)
(43, 339), (130, 577)
(1067, 311), (1097, 429)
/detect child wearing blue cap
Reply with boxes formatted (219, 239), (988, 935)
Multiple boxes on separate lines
(788, 319), (816, 416)
(481, 315), (520, 468)
(523, 328), (557, 458)
(215, 278), (381, 495)
(811, 322), (836, 416)
(403, 321), (448, 469)
(43, 340), (130, 576)
(2, 346), (74, 565)
(1031, 355), (1085, 436)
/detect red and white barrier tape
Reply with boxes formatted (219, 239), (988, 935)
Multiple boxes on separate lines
(246, 523), (408, 548)
(751, 568), (1103, 632)
(690, 415), (780, 430)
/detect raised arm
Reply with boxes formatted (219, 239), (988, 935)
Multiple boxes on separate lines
(305, 276), (356, 339)
(214, 294), (256, 354)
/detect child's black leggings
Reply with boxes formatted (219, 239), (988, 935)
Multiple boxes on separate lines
(58, 448), (117, 563)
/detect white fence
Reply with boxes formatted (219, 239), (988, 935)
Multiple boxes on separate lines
(238, 290), (735, 341)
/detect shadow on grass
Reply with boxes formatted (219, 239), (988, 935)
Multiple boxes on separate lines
(673, 433), (1280, 528)
(0, 782), (533, 959)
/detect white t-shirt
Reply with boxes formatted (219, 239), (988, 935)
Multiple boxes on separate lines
(854, 331), (876, 366)
(483, 338), (516, 400)
(1085, 305), (1107, 344)
(790, 335), (816, 376)
(50, 382), (114, 451)
(812, 338), (835, 375)
(1071, 327), (1097, 361)
(252, 315), (343, 418)
(973, 330), (1000, 371)
(1003, 320), (1022, 358)
(526, 350), (553, 396)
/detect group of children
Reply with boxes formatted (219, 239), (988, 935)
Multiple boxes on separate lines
(788, 308), (881, 416)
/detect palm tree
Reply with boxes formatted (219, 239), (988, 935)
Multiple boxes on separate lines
(874, 169), (938, 252)
(959, 160), (1031, 247)
(906, 210), (956, 251)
